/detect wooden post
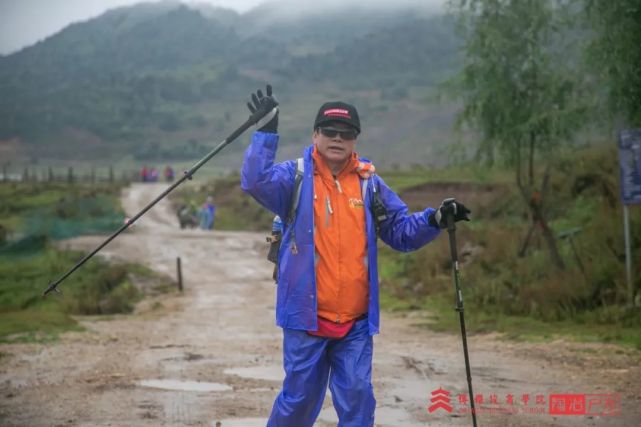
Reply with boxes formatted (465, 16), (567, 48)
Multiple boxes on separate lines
(624, 205), (634, 306)
(176, 257), (183, 292)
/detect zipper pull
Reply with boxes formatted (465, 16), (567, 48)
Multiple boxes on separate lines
(291, 241), (298, 254)
(325, 196), (333, 228)
(326, 196), (333, 214)
(334, 178), (343, 193)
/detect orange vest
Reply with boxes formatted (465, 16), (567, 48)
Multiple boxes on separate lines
(312, 148), (368, 323)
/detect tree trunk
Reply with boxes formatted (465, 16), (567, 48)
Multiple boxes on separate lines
(518, 224), (535, 257)
(516, 147), (564, 269)
(516, 168), (565, 270)
(519, 191), (565, 270)
(535, 207), (565, 270)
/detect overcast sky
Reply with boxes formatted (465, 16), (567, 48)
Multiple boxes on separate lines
(0, 0), (264, 55)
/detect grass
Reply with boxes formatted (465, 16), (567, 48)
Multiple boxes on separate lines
(378, 162), (512, 191)
(0, 180), (174, 342)
(0, 310), (83, 343)
(376, 145), (641, 350)
(380, 290), (641, 350)
(0, 247), (173, 343)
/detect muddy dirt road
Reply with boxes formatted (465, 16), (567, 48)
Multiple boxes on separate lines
(1, 183), (640, 427)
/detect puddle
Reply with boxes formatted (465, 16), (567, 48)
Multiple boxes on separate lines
(138, 379), (232, 392)
(223, 365), (283, 382)
(212, 418), (265, 427)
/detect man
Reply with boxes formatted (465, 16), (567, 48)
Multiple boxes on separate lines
(241, 86), (470, 426)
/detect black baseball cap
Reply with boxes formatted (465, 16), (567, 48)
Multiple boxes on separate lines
(313, 101), (361, 133)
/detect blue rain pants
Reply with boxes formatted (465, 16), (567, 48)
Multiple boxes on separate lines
(267, 317), (375, 427)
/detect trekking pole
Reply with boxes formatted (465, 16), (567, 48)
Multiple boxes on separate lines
(43, 98), (279, 296)
(446, 212), (478, 427)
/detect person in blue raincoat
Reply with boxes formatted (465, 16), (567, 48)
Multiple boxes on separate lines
(199, 196), (216, 230)
(241, 86), (471, 427)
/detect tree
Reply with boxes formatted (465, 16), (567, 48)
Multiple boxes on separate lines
(452, 0), (586, 269)
(584, 0), (641, 126)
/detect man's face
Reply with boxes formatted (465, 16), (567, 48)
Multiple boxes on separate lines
(313, 122), (359, 169)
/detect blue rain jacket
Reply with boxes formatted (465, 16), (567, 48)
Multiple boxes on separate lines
(241, 131), (441, 336)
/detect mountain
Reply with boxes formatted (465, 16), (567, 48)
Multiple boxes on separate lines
(0, 1), (462, 169)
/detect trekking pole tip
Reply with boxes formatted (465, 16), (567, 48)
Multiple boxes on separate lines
(43, 282), (61, 297)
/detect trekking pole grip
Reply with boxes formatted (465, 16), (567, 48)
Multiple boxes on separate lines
(446, 213), (458, 263)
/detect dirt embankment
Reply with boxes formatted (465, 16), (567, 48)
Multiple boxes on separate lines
(1, 183), (639, 427)
(400, 181), (508, 213)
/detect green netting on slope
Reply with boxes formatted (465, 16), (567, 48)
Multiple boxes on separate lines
(0, 235), (48, 255)
(25, 193), (123, 239)
(0, 186), (124, 256)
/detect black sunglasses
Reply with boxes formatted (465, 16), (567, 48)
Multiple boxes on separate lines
(318, 127), (359, 140)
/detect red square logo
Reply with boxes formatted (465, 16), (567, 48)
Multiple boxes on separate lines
(549, 394), (586, 415)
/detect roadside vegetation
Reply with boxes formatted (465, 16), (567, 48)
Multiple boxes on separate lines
(378, 145), (641, 349)
(0, 181), (173, 342)
(370, 0), (638, 349)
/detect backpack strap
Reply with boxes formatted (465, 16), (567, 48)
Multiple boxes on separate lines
(365, 176), (388, 237)
(361, 175), (369, 202)
(288, 158), (304, 223)
(287, 157), (304, 254)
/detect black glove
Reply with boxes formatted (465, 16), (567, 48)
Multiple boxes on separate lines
(247, 84), (278, 133)
(428, 198), (471, 229)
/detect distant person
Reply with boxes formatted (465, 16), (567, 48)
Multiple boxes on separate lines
(241, 85), (471, 426)
(199, 196), (216, 230)
(149, 167), (159, 182)
(164, 165), (175, 182)
(177, 202), (198, 229)
(141, 165), (149, 182)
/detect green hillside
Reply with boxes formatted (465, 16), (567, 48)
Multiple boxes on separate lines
(0, 2), (460, 169)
